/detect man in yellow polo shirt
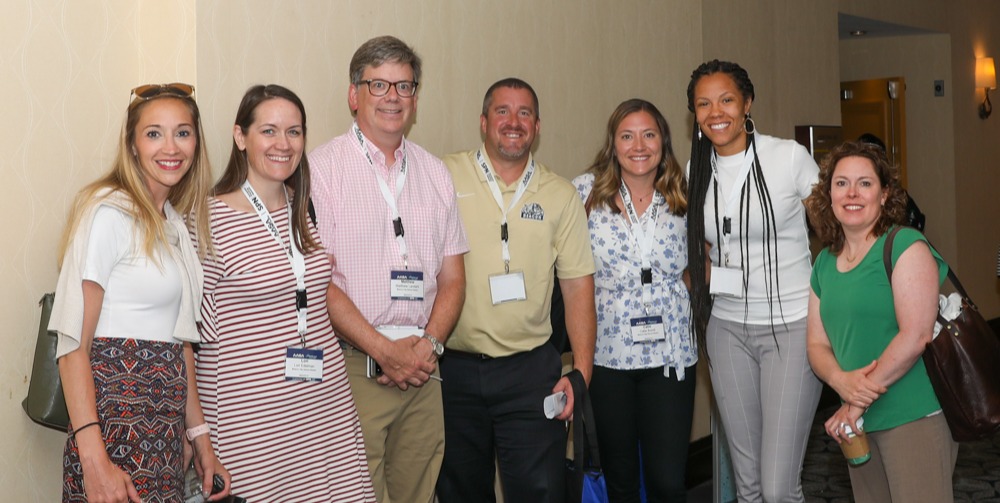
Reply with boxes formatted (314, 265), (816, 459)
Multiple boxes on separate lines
(436, 77), (596, 503)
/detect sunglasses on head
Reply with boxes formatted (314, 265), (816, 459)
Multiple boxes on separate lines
(129, 83), (195, 107)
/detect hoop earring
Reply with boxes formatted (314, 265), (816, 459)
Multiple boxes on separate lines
(744, 115), (756, 134)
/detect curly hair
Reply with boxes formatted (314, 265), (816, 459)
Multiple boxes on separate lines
(584, 98), (686, 217)
(805, 141), (908, 254)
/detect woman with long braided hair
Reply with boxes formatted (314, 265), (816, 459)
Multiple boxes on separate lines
(686, 60), (822, 503)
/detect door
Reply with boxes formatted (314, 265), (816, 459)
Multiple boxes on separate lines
(840, 77), (908, 186)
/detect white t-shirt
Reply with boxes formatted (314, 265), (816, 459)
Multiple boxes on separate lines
(694, 133), (818, 324)
(83, 205), (183, 342)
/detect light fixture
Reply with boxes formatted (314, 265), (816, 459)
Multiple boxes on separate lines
(849, 29), (867, 37)
(976, 57), (996, 119)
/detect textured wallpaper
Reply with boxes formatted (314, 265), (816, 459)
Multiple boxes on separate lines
(3, 1), (703, 500)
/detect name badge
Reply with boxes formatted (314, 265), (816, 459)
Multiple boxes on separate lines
(489, 270), (527, 305)
(377, 325), (423, 341)
(285, 347), (324, 382)
(390, 270), (424, 301)
(710, 266), (744, 298)
(630, 316), (665, 342)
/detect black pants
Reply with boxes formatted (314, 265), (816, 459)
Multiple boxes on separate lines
(436, 343), (566, 503)
(589, 364), (697, 503)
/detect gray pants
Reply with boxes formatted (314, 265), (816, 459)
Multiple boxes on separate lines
(707, 317), (822, 503)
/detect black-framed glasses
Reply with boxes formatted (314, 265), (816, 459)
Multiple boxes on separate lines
(129, 83), (195, 108)
(361, 79), (418, 98)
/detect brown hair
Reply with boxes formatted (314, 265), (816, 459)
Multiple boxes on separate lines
(214, 84), (319, 254)
(805, 140), (908, 254)
(584, 99), (686, 217)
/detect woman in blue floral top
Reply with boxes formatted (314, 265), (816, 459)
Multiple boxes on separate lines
(572, 99), (696, 503)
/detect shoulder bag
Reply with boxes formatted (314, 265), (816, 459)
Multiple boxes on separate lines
(884, 227), (1000, 441)
(22, 292), (69, 431)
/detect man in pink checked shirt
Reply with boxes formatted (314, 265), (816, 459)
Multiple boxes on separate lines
(307, 35), (468, 503)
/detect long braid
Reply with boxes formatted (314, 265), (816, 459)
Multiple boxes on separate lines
(687, 59), (787, 358)
(686, 118), (715, 357)
(746, 127), (786, 347)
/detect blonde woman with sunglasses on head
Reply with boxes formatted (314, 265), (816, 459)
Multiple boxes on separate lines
(49, 83), (230, 503)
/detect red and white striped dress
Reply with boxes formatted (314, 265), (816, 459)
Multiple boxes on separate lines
(196, 197), (375, 502)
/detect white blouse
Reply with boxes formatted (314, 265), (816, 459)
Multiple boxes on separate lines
(573, 173), (697, 379)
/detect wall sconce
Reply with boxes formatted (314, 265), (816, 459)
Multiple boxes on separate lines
(976, 57), (996, 119)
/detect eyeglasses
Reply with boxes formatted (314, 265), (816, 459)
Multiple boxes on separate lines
(360, 79), (418, 98)
(129, 83), (195, 108)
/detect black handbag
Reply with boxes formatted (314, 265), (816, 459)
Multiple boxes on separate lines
(22, 293), (69, 430)
(564, 369), (608, 503)
(884, 227), (1000, 441)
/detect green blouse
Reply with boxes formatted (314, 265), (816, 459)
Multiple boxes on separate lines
(810, 227), (947, 432)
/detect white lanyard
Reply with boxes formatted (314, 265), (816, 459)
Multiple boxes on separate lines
(618, 181), (659, 308)
(711, 149), (755, 266)
(353, 122), (410, 266)
(475, 148), (535, 273)
(241, 180), (308, 345)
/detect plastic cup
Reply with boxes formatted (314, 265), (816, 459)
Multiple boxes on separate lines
(839, 417), (871, 466)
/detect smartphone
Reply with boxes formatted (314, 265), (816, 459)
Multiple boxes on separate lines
(366, 356), (383, 378)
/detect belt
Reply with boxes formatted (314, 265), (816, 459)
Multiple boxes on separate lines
(444, 348), (494, 360)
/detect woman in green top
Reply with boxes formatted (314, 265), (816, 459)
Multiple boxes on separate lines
(804, 141), (957, 503)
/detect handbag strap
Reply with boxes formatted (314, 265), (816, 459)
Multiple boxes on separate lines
(881, 226), (976, 329)
(567, 369), (601, 474)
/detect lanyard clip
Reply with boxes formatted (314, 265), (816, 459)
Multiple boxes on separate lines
(500, 222), (508, 242)
(641, 268), (653, 285)
(296, 289), (308, 310)
(723, 217), (732, 235)
(393, 217), (405, 238)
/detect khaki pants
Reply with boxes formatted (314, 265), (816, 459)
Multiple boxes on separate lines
(848, 412), (958, 503)
(342, 347), (444, 503)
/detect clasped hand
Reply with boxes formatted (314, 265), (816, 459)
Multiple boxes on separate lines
(376, 335), (437, 389)
(831, 360), (886, 408)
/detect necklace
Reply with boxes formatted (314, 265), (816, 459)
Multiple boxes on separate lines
(633, 190), (655, 203)
(843, 238), (875, 264)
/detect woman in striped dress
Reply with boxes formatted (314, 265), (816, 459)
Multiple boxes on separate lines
(51, 83), (230, 502)
(196, 84), (375, 502)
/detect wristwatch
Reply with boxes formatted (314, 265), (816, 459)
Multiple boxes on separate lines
(422, 333), (445, 358)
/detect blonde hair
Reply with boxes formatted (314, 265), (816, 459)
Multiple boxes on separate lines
(58, 94), (212, 267)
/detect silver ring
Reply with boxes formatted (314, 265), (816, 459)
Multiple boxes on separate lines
(839, 422), (848, 430)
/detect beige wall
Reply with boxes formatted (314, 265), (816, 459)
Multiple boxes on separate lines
(1, 2), (196, 501)
(6, 1), (999, 500)
(840, 34), (958, 262)
(839, 0), (1000, 317)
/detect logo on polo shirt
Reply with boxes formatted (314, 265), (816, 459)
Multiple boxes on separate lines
(520, 203), (544, 221)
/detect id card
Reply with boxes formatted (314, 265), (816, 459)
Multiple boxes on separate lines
(710, 266), (744, 298)
(390, 270), (424, 301)
(376, 325), (423, 341)
(285, 347), (324, 382)
(489, 270), (527, 305)
(630, 316), (665, 342)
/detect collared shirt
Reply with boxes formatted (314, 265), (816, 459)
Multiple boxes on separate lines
(444, 148), (594, 357)
(308, 125), (468, 328)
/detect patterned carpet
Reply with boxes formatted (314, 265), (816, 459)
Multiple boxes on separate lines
(802, 408), (1000, 502)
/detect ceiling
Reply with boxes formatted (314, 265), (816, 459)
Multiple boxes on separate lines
(838, 13), (938, 40)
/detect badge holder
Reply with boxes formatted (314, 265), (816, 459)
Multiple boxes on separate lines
(710, 266), (744, 298)
(489, 270), (527, 305)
